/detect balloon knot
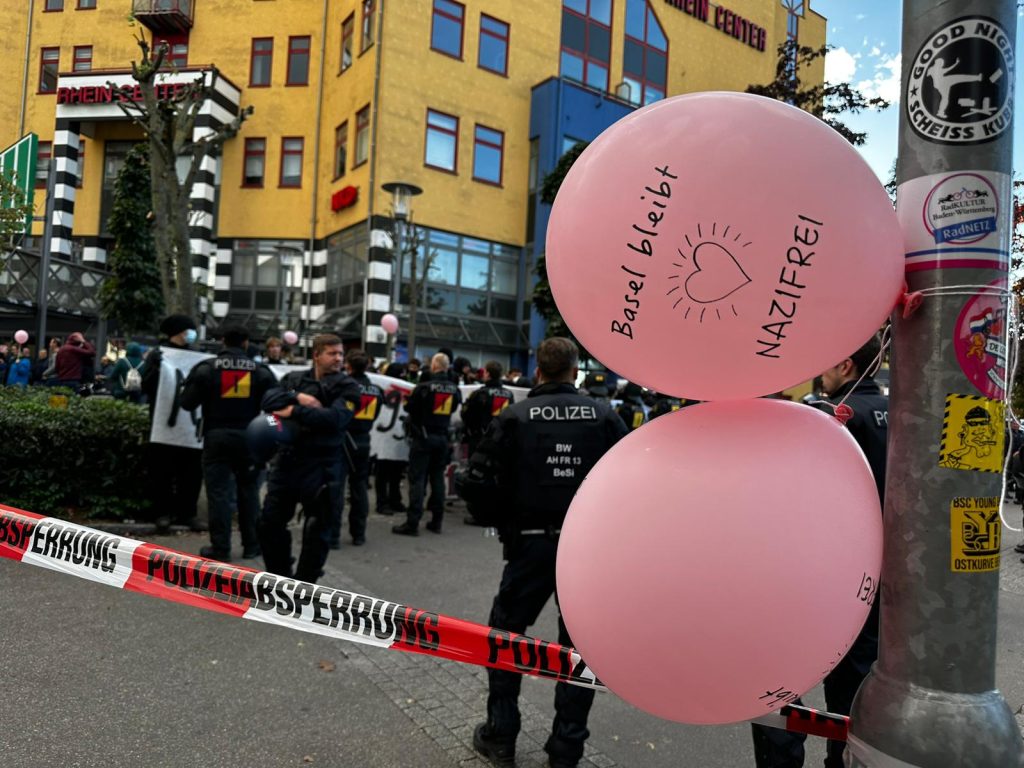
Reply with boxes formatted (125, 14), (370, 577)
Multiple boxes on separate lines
(899, 289), (925, 319)
(833, 403), (854, 425)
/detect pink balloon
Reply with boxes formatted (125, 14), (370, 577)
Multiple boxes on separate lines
(557, 399), (882, 724)
(282, 330), (298, 345)
(381, 313), (399, 335)
(13, 330), (28, 345)
(546, 92), (903, 400)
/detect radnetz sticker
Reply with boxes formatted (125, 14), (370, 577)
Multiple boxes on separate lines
(906, 16), (1014, 145)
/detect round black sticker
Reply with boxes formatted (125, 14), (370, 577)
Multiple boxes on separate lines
(906, 16), (1014, 145)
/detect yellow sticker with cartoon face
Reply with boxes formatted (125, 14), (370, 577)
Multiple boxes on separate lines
(938, 394), (1003, 473)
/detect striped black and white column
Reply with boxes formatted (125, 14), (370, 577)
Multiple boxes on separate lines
(48, 118), (81, 262)
(365, 214), (395, 360)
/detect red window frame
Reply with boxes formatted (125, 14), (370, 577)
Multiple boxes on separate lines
(249, 38), (273, 87)
(430, 0), (465, 60)
(623, 1), (668, 106)
(38, 48), (60, 94)
(279, 136), (304, 188)
(472, 124), (504, 186)
(286, 36), (311, 86)
(361, 0), (376, 52)
(72, 45), (92, 72)
(242, 138), (266, 188)
(36, 141), (52, 189)
(340, 14), (354, 72)
(560, 1), (612, 92)
(478, 14), (509, 76)
(353, 106), (370, 167)
(424, 108), (459, 174)
(333, 121), (348, 180)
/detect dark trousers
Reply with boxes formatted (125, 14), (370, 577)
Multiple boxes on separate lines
(405, 433), (449, 528)
(259, 452), (341, 583)
(332, 433), (371, 543)
(751, 605), (879, 768)
(375, 459), (406, 511)
(487, 535), (595, 764)
(147, 442), (203, 524)
(202, 429), (260, 554)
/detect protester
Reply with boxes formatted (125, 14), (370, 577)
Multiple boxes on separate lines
(41, 338), (61, 384)
(406, 358), (421, 383)
(54, 332), (95, 389)
(109, 342), (146, 402)
(5, 347), (31, 387)
(30, 348), (48, 384)
(265, 336), (288, 364)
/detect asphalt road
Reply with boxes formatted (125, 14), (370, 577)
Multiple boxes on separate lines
(2, 498), (1024, 768)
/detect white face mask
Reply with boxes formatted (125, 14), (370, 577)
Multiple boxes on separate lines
(183, 329), (198, 345)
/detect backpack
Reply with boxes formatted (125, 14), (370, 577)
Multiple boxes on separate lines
(124, 361), (142, 392)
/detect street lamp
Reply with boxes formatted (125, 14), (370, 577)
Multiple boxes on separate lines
(381, 181), (422, 360)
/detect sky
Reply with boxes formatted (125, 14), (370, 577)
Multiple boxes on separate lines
(812, 1), (1021, 182)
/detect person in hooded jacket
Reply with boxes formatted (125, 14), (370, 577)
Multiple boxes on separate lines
(110, 342), (146, 401)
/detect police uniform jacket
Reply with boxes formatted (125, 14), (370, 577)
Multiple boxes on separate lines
(262, 368), (361, 457)
(180, 347), (277, 434)
(461, 379), (515, 438)
(824, 378), (888, 505)
(479, 382), (627, 533)
(349, 372), (385, 436)
(404, 376), (463, 437)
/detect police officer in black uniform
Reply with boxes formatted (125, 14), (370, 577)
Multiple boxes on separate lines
(181, 326), (276, 561)
(614, 382), (648, 433)
(258, 333), (361, 583)
(751, 334), (888, 768)
(461, 361), (516, 526)
(648, 392), (686, 419)
(392, 352), (463, 536)
(579, 370), (611, 405)
(468, 337), (627, 768)
(332, 348), (384, 548)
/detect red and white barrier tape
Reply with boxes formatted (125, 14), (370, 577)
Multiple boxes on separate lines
(0, 503), (849, 741)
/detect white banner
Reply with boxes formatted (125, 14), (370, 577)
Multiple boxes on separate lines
(148, 347), (214, 449)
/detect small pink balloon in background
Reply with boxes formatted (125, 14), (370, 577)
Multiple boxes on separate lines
(13, 330), (29, 345)
(381, 313), (400, 335)
(282, 330), (299, 345)
(556, 399), (882, 725)
(546, 91), (904, 401)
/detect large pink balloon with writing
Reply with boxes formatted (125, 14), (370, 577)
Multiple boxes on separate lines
(557, 399), (882, 724)
(546, 92), (903, 400)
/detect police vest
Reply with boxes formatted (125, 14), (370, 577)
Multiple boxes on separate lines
(463, 382), (514, 436)
(349, 373), (384, 435)
(615, 401), (647, 432)
(198, 351), (273, 431)
(407, 378), (462, 435)
(649, 397), (684, 420)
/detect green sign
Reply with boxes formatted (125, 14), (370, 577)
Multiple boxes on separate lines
(0, 133), (38, 235)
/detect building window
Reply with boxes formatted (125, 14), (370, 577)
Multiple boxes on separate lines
(333, 122), (348, 179)
(280, 137), (304, 187)
(250, 38), (273, 87)
(77, 0), (96, 8)
(425, 109), (458, 173)
(155, 35), (189, 68)
(242, 138), (266, 187)
(35, 141), (52, 190)
(45, 0), (63, 10)
(781, 0), (804, 80)
(72, 45), (93, 72)
(286, 36), (311, 86)
(560, 0), (612, 92)
(340, 14), (354, 72)
(361, 0), (376, 52)
(75, 141), (85, 188)
(478, 15), (509, 76)
(431, 0), (464, 59)
(39, 48), (59, 94)
(354, 106), (370, 166)
(473, 125), (503, 185)
(623, 0), (667, 106)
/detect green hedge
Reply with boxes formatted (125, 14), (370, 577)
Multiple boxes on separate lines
(0, 386), (151, 520)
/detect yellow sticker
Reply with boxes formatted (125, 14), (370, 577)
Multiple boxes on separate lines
(938, 394), (1004, 473)
(950, 496), (1001, 573)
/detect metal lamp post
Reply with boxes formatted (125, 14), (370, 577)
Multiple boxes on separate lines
(381, 181), (422, 360)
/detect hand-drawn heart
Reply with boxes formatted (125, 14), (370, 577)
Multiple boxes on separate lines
(684, 242), (752, 304)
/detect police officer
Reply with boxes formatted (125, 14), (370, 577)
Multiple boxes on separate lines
(751, 334), (887, 768)
(461, 361), (515, 526)
(648, 392), (686, 419)
(392, 352), (463, 536)
(580, 370), (611, 405)
(614, 382), (648, 433)
(180, 327), (276, 561)
(469, 337), (627, 768)
(258, 333), (361, 583)
(332, 348), (384, 548)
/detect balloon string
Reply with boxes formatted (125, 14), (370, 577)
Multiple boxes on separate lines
(807, 326), (893, 424)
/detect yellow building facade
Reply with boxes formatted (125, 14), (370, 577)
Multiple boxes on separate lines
(0, 0), (825, 366)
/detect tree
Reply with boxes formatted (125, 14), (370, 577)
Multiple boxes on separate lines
(115, 35), (253, 316)
(746, 39), (889, 146)
(0, 172), (35, 246)
(98, 143), (164, 335)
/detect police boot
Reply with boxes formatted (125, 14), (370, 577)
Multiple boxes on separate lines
(473, 723), (515, 766)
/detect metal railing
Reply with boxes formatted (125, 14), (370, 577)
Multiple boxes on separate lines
(0, 249), (106, 317)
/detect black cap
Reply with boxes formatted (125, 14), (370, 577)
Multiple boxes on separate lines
(583, 372), (610, 397)
(159, 314), (197, 338)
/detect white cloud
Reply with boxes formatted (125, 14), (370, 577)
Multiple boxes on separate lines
(855, 13), (866, 21)
(856, 53), (902, 105)
(825, 46), (859, 85)
(870, 46), (881, 57)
